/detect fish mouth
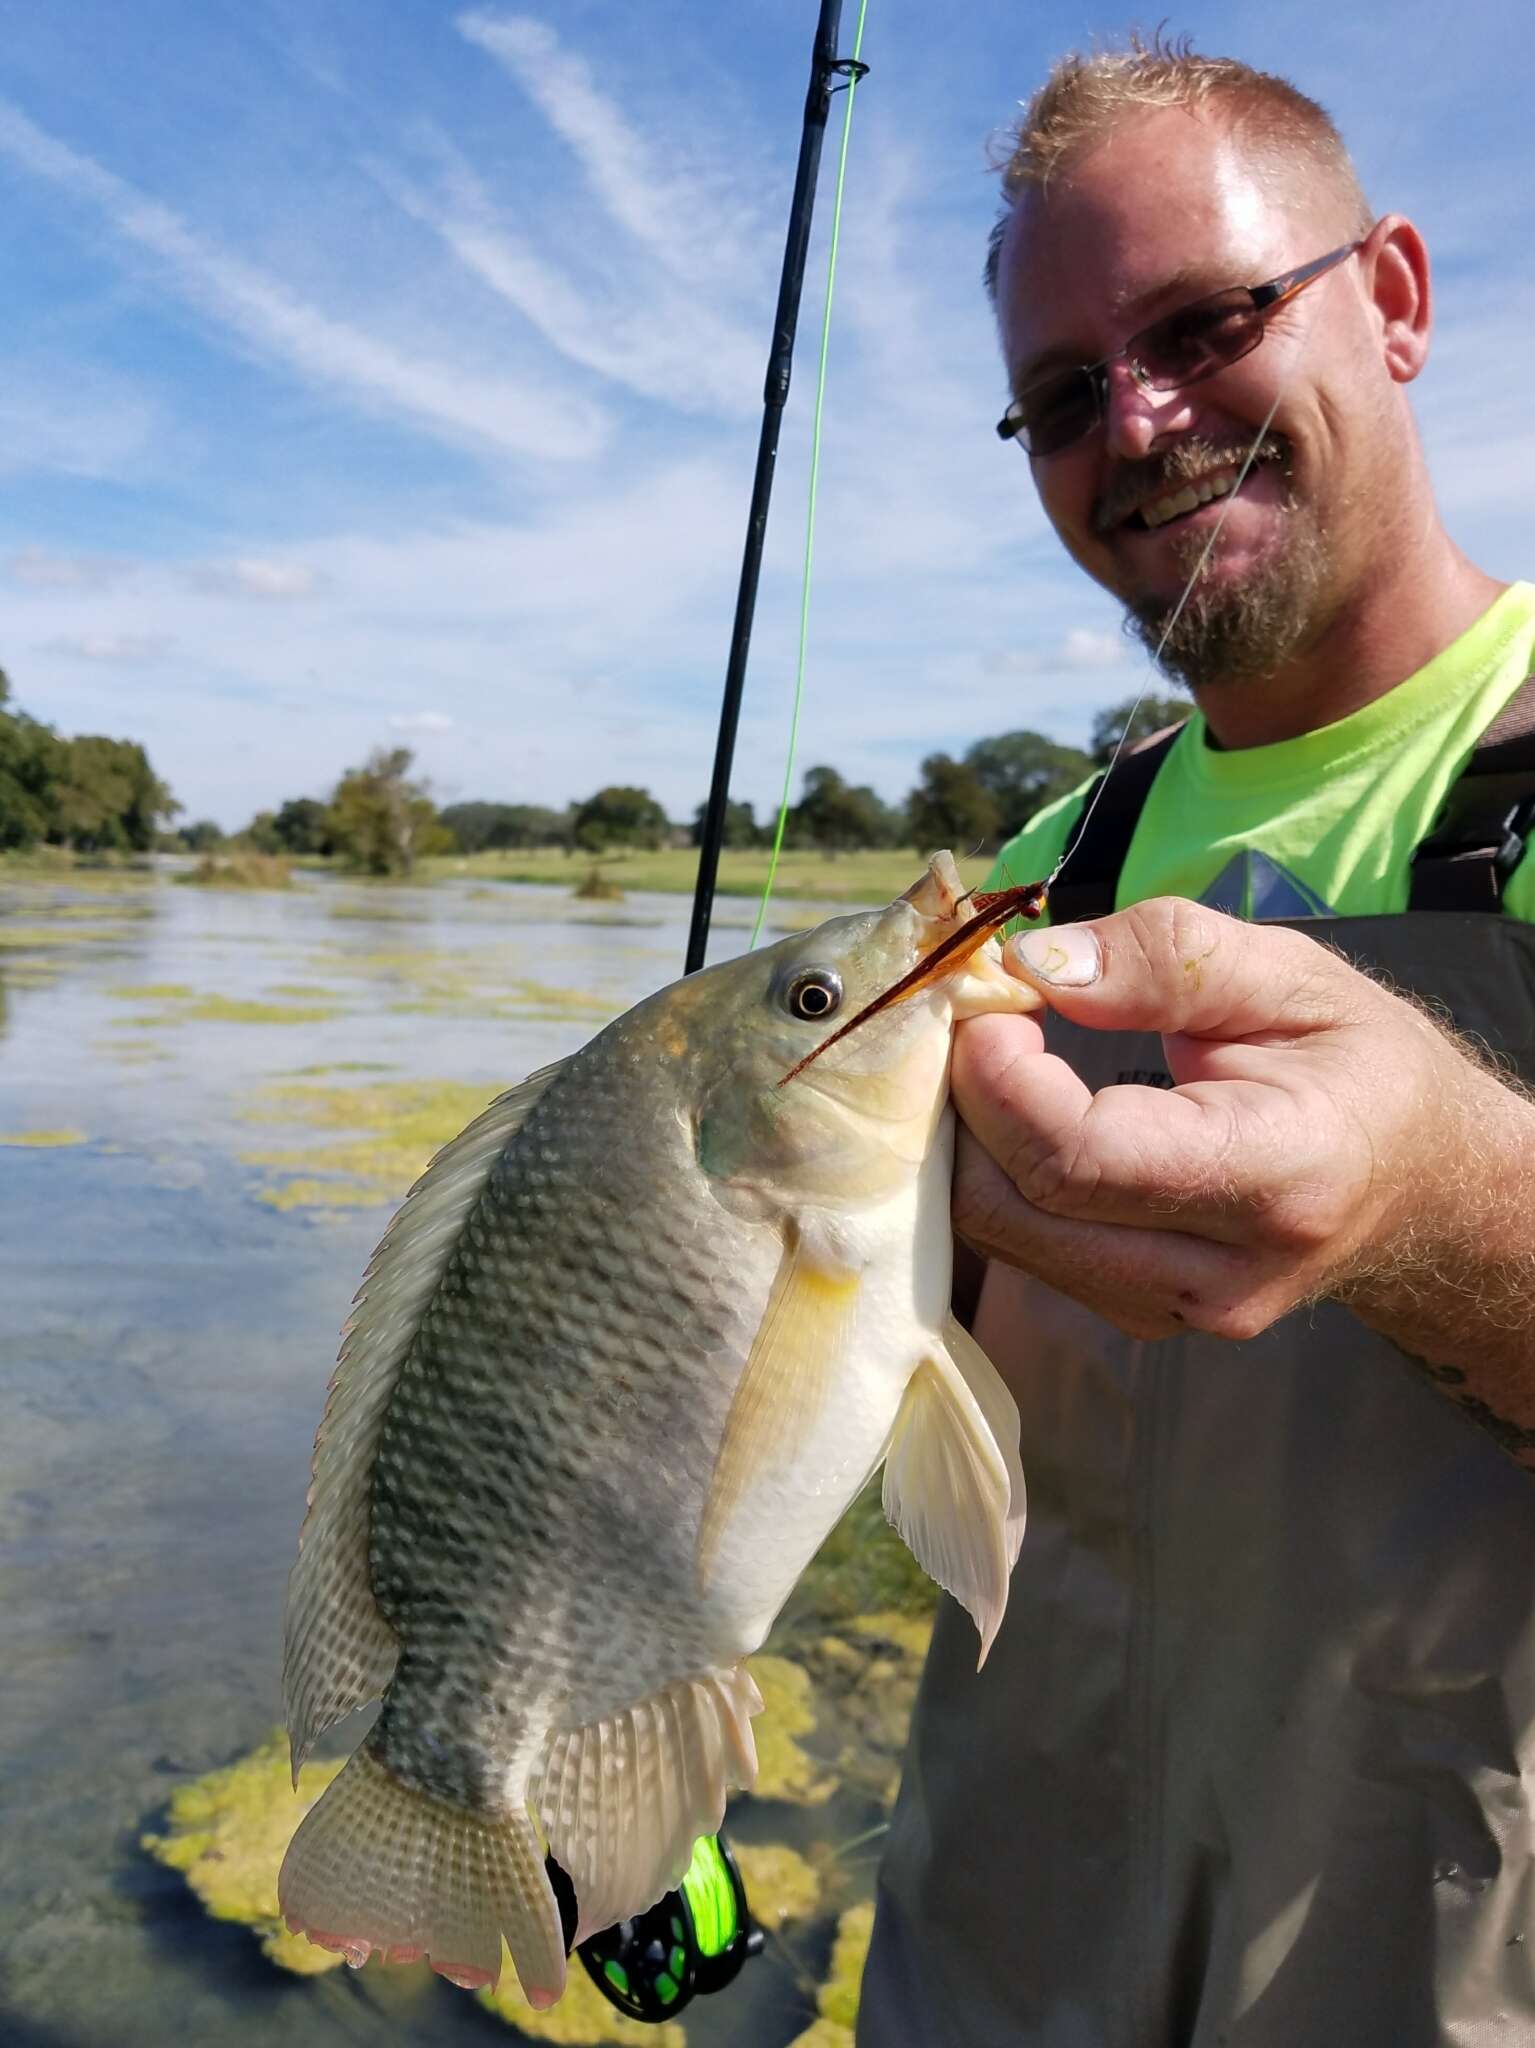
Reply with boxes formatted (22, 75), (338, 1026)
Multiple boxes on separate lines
(778, 854), (1045, 1088)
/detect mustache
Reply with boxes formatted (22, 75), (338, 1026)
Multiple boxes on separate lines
(1092, 434), (1289, 534)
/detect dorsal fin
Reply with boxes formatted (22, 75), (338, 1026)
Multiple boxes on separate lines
(283, 1057), (570, 1776)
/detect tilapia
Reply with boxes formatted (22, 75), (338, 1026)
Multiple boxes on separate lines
(278, 851), (1038, 2006)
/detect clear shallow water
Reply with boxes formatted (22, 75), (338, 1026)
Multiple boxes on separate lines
(0, 867), (900, 2048)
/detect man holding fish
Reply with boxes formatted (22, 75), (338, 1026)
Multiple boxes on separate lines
(861, 38), (1535, 2048)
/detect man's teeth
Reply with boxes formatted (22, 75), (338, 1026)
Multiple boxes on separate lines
(1139, 471), (1239, 530)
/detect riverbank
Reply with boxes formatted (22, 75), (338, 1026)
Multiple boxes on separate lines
(420, 845), (994, 904)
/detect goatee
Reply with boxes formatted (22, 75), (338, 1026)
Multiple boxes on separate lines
(1116, 440), (1333, 691)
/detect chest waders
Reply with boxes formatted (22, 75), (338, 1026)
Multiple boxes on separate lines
(860, 680), (1535, 2048)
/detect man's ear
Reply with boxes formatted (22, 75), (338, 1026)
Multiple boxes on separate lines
(1363, 214), (1432, 385)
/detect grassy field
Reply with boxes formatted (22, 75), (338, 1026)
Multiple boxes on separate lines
(423, 844), (996, 904)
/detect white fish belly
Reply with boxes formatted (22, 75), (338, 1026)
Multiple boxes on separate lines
(699, 1126), (957, 1653)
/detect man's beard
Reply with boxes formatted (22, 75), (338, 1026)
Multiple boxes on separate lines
(1110, 438), (1333, 692)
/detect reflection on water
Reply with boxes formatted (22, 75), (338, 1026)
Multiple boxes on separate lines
(0, 866), (921, 2048)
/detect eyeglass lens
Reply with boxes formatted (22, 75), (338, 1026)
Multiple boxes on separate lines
(1015, 287), (1267, 455)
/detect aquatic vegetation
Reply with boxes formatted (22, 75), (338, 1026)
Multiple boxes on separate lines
(746, 1657), (836, 1807)
(280, 1061), (397, 1077)
(0, 923), (129, 949)
(574, 867), (625, 901)
(478, 1957), (686, 2043)
(787, 1900), (875, 2046)
(732, 1841), (821, 1930)
(0, 1128), (88, 1147)
(108, 983), (196, 1000)
(141, 1730), (347, 1977)
(176, 852), (293, 889)
(257, 1177), (396, 1212)
(179, 997), (342, 1025)
(266, 983), (340, 999)
(240, 1077), (498, 1212)
(327, 901), (429, 922)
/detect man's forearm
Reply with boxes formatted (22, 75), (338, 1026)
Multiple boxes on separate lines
(1335, 1076), (1535, 1467)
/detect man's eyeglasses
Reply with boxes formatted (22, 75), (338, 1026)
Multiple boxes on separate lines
(995, 242), (1362, 459)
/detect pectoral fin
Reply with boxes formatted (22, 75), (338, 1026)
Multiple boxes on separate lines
(696, 1220), (861, 1589)
(882, 1327), (1025, 1668)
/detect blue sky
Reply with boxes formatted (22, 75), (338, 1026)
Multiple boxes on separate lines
(3, 0), (1531, 831)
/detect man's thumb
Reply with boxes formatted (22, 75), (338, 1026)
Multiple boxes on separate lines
(1000, 897), (1350, 1038)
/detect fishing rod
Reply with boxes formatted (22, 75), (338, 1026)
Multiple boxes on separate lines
(683, 0), (869, 975)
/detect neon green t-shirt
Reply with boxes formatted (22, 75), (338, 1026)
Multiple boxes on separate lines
(986, 583), (1535, 924)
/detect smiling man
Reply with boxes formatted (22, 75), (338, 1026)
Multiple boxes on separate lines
(860, 40), (1535, 2048)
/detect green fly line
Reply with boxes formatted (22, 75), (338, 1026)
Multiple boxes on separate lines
(749, 0), (871, 949)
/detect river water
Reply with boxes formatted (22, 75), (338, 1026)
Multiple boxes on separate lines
(0, 865), (919, 2048)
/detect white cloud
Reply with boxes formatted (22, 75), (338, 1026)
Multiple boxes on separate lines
(389, 711), (455, 732)
(8, 548), (135, 589)
(0, 99), (608, 465)
(191, 559), (323, 600)
(49, 633), (171, 662)
(458, 12), (723, 288)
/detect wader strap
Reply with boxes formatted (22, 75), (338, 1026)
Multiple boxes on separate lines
(1045, 723), (1185, 923)
(1408, 669), (1535, 912)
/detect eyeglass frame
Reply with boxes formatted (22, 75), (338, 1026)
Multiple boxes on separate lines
(994, 240), (1363, 458)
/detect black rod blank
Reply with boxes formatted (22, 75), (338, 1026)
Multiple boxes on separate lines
(684, 0), (861, 974)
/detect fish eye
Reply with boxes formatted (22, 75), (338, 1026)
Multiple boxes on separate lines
(783, 968), (842, 1022)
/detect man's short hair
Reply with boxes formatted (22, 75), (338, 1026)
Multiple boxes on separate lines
(984, 33), (1374, 301)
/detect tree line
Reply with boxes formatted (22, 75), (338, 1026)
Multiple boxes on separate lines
(0, 655), (1187, 875)
(206, 694), (1185, 874)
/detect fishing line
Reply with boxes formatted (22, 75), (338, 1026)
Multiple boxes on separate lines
(749, 0), (871, 950)
(1040, 382), (1288, 894)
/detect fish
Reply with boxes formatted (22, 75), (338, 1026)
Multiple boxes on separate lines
(277, 850), (1041, 2007)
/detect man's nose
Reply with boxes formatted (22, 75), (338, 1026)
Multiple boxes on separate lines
(1101, 359), (1194, 460)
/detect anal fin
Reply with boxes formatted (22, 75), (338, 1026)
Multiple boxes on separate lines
(532, 1665), (762, 1945)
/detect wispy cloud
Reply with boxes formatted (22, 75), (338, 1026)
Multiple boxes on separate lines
(0, 361), (160, 480)
(48, 632), (171, 663)
(8, 549), (136, 590)
(190, 559), (323, 600)
(380, 140), (761, 414)
(0, 99), (608, 464)
(458, 11), (728, 289)
(389, 710), (455, 732)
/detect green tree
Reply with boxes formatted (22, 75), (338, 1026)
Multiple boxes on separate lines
(963, 731), (1092, 841)
(1089, 693), (1190, 766)
(571, 785), (671, 853)
(789, 766), (903, 853)
(689, 798), (760, 849)
(326, 747), (449, 875)
(438, 802), (573, 852)
(180, 819), (225, 852)
(908, 753), (1002, 855)
(271, 797), (331, 855)
(0, 705), (67, 850)
(52, 735), (177, 851)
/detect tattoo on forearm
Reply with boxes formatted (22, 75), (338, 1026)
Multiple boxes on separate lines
(1396, 1348), (1535, 1466)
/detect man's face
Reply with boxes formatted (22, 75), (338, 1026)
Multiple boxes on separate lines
(994, 107), (1380, 688)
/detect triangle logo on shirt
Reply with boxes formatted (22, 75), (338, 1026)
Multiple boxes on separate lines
(1197, 851), (1337, 920)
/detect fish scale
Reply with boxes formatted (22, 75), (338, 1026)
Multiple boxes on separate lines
(279, 853), (1036, 2004)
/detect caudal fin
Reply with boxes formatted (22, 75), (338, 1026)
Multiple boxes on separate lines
(278, 1745), (566, 2007)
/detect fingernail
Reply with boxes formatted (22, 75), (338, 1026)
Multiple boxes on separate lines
(1005, 924), (1101, 987)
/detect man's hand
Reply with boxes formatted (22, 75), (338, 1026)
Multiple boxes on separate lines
(952, 899), (1535, 1429)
